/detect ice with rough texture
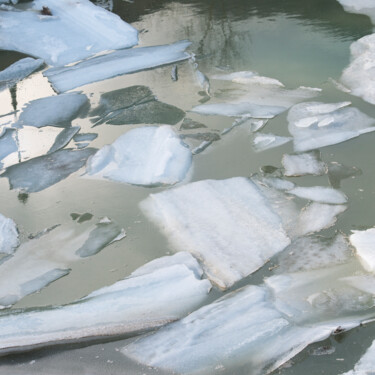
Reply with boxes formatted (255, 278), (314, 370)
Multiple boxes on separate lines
(350, 228), (375, 272)
(252, 133), (292, 152)
(341, 339), (375, 375)
(282, 151), (327, 176)
(2, 148), (97, 193)
(48, 127), (80, 154)
(288, 101), (375, 152)
(0, 213), (19, 255)
(0, 57), (44, 91)
(140, 177), (291, 289)
(0, 0), (138, 66)
(86, 126), (192, 186)
(0, 128), (17, 163)
(44, 41), (192, 93)
(0, 217), (125, 308)
(288, 186), (348, 204)
(18, 93), (89, 128)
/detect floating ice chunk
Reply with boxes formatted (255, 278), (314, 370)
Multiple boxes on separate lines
(288, 102), (375, 152)
(86, 126), (192, 187)
(2, 148), (96, 193)
(282, 151), (327, 177)
(140, 177), (291, 289)
(0, 217), (125, 308)
(0, 256), (210, 353)
(44, 41), (192, 93)
(342, 274), (375, 295)
(0, 128), (17, 163)
(180, 117), (207, 130)
(350, 228), (375, 272)
(18, 93), (89, 128)
(48, 126), (80, 154)
(341, 34), (375, 105)
(336, 0), (375, 24)
(341, 339), (375, 375)
(0, 213), (19, 255)
(73, 133), (97, 142)
(0, 57), (44, 91)
(328, 162), (362, 188)
(288, 186), (348, 204)
(0, 0), (138, 66)
(252, 133), (292, 152)
(212, 71), (285, 87)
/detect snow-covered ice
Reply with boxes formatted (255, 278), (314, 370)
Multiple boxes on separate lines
(2, 148), (97, 193)
(44, 41), (192, 92)
(288, 102), (375, 152)
(86, 126), (192, 187)
(282, 151), (327, 176)
(17, 93), (89, 128)
(0, 217), (125, 308)
(0, 213), (19, 255)
(350, 228), (375, 272)
(0, 0), (138, 66)
(0, 57), (44, 91)
(287, 186), (348, 204)
(252, 133), (292, 152)
(0, 252), (210, 353)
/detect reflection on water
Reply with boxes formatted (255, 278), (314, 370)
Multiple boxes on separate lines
(1, 0), (375, 374)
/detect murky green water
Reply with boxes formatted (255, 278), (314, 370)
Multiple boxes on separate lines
(1, 0), (375, 373)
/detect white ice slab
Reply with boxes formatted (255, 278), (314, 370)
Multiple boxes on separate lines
(0, 0), (138, 66)
(341, 339), (375, 375)
(288, 101), (375, 151)
(44, 40), (191, 93)
(282, 151), (327, 176)
(252, 133), (292, 152)
(17, 93), (88, 128)
(140, 177), (291, 289)
(0, 213), (19, 255)
(287, 186), (348, 204)
(0, 255), (211, 354)
(212, 70), (285, 87)
(0, 57), (44, 91)
(350, 228), (375, 272)
(86, 126), (192, 186)
(0, 217), (125, 308)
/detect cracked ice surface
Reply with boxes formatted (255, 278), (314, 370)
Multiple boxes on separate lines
(0, 252), (210, 354)
(0, 217), (125, 308)
(0, 0), (138, 66)
(86, 126), (192, 187)
(44, 41), (192, 93)
(288, 101), (375, 152)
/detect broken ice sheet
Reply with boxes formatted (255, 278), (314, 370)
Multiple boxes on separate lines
(350, 228), (375, 273)
(17, 92), (89, 128)
(47, 126), (80, 154)
(287, 186), (348, 204)
(91, 86), (184, 126)
(86, 126), (192, 187)
(288, 101), (375, 152)
(282, 151), (327, 177)
(0, 252), (210, 353)
(0, 128), (17, 164)
(341, 339), (375, 375)
(44, 40), (192, 93)
(252, 133), (292, 152)
(0, 0), (138, 66)
(0, 57), (44, 92)
(2, 148), (97, 193)
(0, 217), (125, 308)
(0, 213), (19, 255)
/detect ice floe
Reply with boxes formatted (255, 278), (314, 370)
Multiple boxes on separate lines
(86, 126), (192, 187)
(341, 339), (375, 375)
(0, 128), (17, 164)
(0, 252), (210, 353)
(350, 228), (375, 272)
(0, 57), (44, 91)
(0, 0), (138, 66)
(44, 40), (192, 92)
(0, 213), (19, 255)
(336, 0), (375, 23)
(91, 86), (184, 126)
(287, 186), (348, 204)
(0, 217), (125, 308)
(2, 148), (97, 193)
(282, 151), (327, 176)
(252, 133), (292, 152)
(48, 126), (80, 154)
(17, 93), (89, 128)
(288, 101), (375, 152)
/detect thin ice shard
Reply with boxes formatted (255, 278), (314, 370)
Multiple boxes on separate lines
(252, 133), (292, 152)
(48, 127), (80, 154)
(44, 41), (192, 93)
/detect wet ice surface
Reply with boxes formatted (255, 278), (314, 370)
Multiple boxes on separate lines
(0, 253), (210, 354)
(44, 40), (192, 92)
(86, 126), (192, 186)
(0, 0), (138, 66)
(288, 102), (375, 152)
(0, 213), (19, 255)
(0, 217), (125, 308)
(282, 151), (327, 177)
(252, 133), (292, 152)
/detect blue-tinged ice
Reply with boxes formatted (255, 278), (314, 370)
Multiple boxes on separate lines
(350, 228), (375, 273)
(0, 57), (44, 91)
(282, 151), (327, 176)
(0, 128), (17, 164)
(0, 253), (210, 353)
(48, 126), (80, 154)
(44, 41), (192, 93)
(0, 0), (138, 66)
(252, 133), (292, 152)
(341, 339), (375, 375)
(86, 126), (192, 187)
(0, 217), (125, 308)
(17, 93), (89, 128)
(288, 101), (375, 151)
(0, 213), (19, 255)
